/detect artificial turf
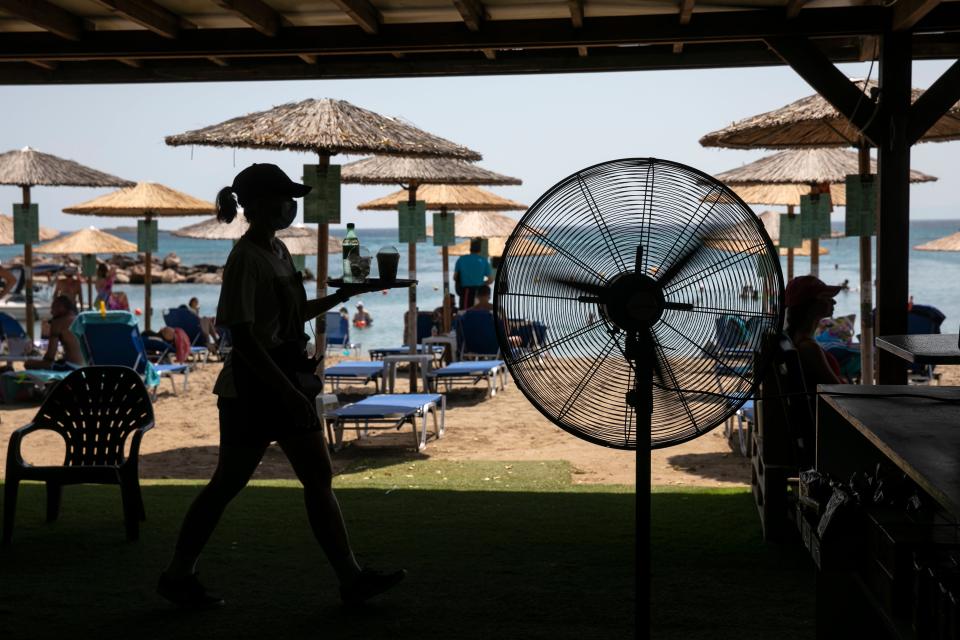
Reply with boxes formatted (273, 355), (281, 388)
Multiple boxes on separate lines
(0, 461), (813, 639)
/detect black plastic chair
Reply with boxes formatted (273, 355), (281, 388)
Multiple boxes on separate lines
(3, 366), (155, 544)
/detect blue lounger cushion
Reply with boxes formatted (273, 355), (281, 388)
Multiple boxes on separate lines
(331, 393), (441, 419)
(325, 361), (384, 377)
(431, 360), (504, 376)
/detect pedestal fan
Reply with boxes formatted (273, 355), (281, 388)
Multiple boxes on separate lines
(493, 158), (784, 637)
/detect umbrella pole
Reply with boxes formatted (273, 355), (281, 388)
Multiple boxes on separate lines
(407, 185), (419, 391)
(144, 213), (153, 332)
(810, 238), (820, 277)
(86, 254), (93, 310)
(858, 142), (874, 385)
(317, 152), (330, 366)
(22, 186), (34, 341)
(786, 204), (795, 281)
(441, 206), (452, 334)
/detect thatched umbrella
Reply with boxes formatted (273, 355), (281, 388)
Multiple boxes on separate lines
(702, 80), (958, 385)
(165, 99), (481, 371)
(0, 213), (60, 244)
(63, 182), (215, 330)
(172, 215), (248, 240)
(426, 211), (520, 238)
(445, 235), (555, 258)
(0, 146), (132, 338)
(35, 226), (138, 308)
(359, 184), (526, 338)
(277, 225), (342, 256)
(915, 231), (960, 252)
(342, 157), (520, 374)
(715, 148), (936, 278)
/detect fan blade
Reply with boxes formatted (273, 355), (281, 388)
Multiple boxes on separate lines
(655, 244), (706, 288)
(551, 277), (605, 297)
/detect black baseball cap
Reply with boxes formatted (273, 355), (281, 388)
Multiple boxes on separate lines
(232, 163), (311, 202)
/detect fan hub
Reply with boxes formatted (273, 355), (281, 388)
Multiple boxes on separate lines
(602, 272), (664, 331)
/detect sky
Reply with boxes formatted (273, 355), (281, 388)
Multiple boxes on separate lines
(0, 59), (956, 232)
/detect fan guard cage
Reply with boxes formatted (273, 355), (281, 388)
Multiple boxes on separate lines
(493, 158), (784, 450)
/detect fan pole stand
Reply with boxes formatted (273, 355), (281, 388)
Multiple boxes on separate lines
(626, 329), (654, 640)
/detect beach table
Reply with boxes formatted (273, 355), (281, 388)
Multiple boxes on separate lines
(422, 335), (458, 362)
(382, 354), (434, 393)
(875, 334), (960, 365)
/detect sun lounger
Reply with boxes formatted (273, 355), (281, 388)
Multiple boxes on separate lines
(368, 344), (444, 361)
(322, 360), (385, 393)
(327, 393), (445, 451)
(428, 359), (508, 398)
(1, 368), (74, 402)
(163, 306), (211, 364)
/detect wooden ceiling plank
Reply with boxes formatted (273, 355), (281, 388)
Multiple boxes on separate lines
(28, 59), (57, 69)
(481, 48), (495, 59)
(89, 0), (181, 38)
(892, 0), (941, 31)
(785, 0), (807, 19)
(208, 56), (228, 66)
(329, 0), (380, 34)
(679, 0), (694, 25)
(298, 53), (317, 64)
(117, 57), (141, 67)
(453, 0), (484, 31)
(569, 0), (583, 28)
(0, 0), (83, 40)
(214, 0), (280, 37)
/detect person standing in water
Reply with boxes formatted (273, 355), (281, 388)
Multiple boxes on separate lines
(159, 163), (404, 608)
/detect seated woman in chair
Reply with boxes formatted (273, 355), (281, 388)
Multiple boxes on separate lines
(785, 275), (845, 391)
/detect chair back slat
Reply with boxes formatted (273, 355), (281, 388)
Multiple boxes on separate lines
(325, 312), (349, 346)
(33, 367), (154, 467)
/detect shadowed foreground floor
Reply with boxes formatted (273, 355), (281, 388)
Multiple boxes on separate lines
(0, 464), (812, 639)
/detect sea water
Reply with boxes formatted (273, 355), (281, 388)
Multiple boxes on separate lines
(2, 220), (957, 353)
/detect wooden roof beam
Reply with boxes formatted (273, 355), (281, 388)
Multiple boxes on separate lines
(892, 0), (941, 31)
(578, 45), (588, 57)
(785, 0), (807, 19)
(908, 57), (960, 143)
(329, 0), (380, 34)
(679, 0), (694, 24)
(89, 0), (182, 38)
(214, 0), (280, 37)
(298, 54), (317, 64)
(0, 0), (83, 40)
(569, 0), (583, 28)
(766, 36), (883, 144)
(28, 59), (57, 70)
(453, 0), (484, 31)
(481, 48), (495, 59)
(117, 57), (141, 67)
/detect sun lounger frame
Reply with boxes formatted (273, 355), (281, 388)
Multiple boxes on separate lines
(328, 393), (445, 451)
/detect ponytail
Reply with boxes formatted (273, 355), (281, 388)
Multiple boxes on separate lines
(216, 186), (239, 223)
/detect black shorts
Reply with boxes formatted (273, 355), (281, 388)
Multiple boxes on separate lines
(217, 394), (323, 448)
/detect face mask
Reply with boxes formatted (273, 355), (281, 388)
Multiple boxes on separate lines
(272, 200), (297, 231)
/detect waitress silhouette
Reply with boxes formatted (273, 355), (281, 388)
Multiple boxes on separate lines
(159, 164), (403, 608)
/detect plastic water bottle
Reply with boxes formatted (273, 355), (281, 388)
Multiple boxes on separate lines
(342, 223), (360, 283)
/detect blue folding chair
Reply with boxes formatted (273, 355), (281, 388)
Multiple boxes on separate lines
(455, 310), (500, 360)
(328, 393), (445, 451)
(162, 306), (210, 364)
(71, 311), (189, 399)
(324, 312), (360, 356)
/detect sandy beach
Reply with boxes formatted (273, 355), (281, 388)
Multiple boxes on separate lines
(0, 352), (855, 487)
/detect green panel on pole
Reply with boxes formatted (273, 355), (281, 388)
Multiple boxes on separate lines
(302, 164), (341, 224)
(137, 219), (158, 252)
(844, 174), (876, 237)
(13, 203), (39, 244)
(779, 214), (802, 249)
(433, 212), (455, 246)
(799, 194), (831, 239)
(479, 238), (489, 257)
(292, 254), (306, 271)
(398, 201), (426, 243)
(81, 254), (98, 277)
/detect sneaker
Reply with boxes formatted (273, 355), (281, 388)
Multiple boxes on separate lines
(340, 568), (407, 604)
(157, 572), (225, 609)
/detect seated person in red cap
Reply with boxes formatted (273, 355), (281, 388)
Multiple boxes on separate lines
(785, 275), (846, 390)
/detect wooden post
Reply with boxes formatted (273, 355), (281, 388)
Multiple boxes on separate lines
(809, 237), (820, 277)
(857, 142), (874, 385)
(144, 212), (153, 332)
(876, 31), (912, 385)
(786, 204), (795, 282)
(316, 152), (330, 367)
(22, 186), (34, 341)
(86, 255), (93, 311)
(440, 206), (452, 333)
(407, 183), (419, 391)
